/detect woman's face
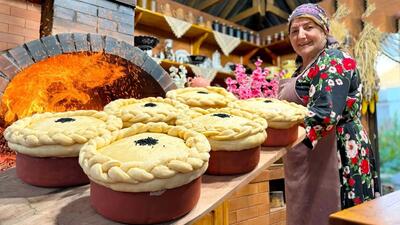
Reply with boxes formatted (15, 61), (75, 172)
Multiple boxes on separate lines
(289, 17), (327, 62)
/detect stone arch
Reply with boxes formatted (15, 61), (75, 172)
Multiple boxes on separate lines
(0, 33), (176, 99)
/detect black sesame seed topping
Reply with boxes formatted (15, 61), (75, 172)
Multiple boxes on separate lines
(212, 113), (231, 118)
(144, 103), (157, 107)
(55, 117), (76, 123)
(264, 100), (272, 103)
(135, 137), (159, 146)
(197, 91), (208, 94)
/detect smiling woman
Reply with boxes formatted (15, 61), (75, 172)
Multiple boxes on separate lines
(289, 18), (327, 67)
(278, 3), (380, 225)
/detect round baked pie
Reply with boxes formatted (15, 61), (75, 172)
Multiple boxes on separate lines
(104, 97), (188, 128)
(176, 107), (267, 175)
(3, 110), (122, 187)
(229, 98), (307, 147)
(166, 86), (237, 109)
(79, 122), (210, 224)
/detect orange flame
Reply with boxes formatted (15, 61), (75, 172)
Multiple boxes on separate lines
(0, 53), (126, 125)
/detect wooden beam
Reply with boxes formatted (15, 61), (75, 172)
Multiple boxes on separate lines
(285, 0), (297, 11)
(264, 47), (278, 65)
(266, 0), (289, 19)
(268, 5), (289, 19)
(134, 11), (143, 26)
(229, 7), (259, 23)
(227, 0), (266, 23)
(220, 0), (239, 18)
(243, 48), (260, 65)
(187, 0), (197, 7)
(257, 0), (266, 16)
(192, 32), (209, 55)
(197, 0), (222, 10)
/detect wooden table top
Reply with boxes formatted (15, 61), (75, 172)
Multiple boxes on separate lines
(329, 190), (400, 225)
(0, 128), (304, 225)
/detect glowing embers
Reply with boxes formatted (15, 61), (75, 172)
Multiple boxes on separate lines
(0, 53), (128, 125)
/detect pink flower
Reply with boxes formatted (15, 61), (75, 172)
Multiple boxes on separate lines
(225, 77), (237, 85)
(254, 59), (262, 68)
(251, 88), (261, 97)
(225, 59), (281, 99)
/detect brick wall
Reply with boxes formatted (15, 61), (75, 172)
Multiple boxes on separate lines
(228, 181), (270, 225)
(0, 0), (136, 52)
(0, 0), (41, 51)
(45, 0), (135, 45)
(227, 165), (286, 225)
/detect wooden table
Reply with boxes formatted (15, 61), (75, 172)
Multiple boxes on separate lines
(329, 191), (400, 225)
(0, 128), (304, 225)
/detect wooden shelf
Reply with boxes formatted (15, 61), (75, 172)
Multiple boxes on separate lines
(135, 7), (170, 32)
(266, 163), (284, 181)
(135, 7), (295, 67)
(135, 7), (262, 57)
(270, 205), (286, 213)
(264, 38), (294, 56)
(0, 150), (283, 225)
(159, 59), (235, 80)
(0, 128), (305, 225)
(233, 41), (259, 55)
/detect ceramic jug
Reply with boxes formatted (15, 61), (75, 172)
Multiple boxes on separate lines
(187, 76), (210, 87)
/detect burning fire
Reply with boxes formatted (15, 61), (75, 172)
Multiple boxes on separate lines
(0, 53), (126, 125)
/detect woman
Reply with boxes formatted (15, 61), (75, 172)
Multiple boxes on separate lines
(279, 4), (380, 225)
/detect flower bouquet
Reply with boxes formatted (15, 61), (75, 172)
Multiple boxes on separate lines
(226, 59), (283, 99)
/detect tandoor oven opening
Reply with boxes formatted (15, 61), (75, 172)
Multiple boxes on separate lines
(0, 35), (174, 171)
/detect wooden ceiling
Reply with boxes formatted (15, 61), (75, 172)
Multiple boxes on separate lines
(172, 0), (322, 31)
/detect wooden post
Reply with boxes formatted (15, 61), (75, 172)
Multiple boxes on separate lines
(242, 48), (260, 65)
(192, 32), (209, 55)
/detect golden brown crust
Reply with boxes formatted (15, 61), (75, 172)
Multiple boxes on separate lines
(104, 97), (189, 127)
(176, 107), (267, 150)
(4, 110), (123, 157)
(79, 122), (211, 192)
(228, 98), (307, 129)
(166, 87), (237, 108)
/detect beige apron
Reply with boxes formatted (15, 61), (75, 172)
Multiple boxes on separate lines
(279, 78), (341, 225)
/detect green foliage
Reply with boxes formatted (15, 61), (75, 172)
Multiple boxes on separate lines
(379, 114), (400, 174)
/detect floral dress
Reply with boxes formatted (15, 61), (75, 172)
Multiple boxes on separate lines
(295, 48), (380, 208)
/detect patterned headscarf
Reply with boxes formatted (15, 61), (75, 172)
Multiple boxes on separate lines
(288, 3), (339, 50)
(288, 3), (330, 33)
